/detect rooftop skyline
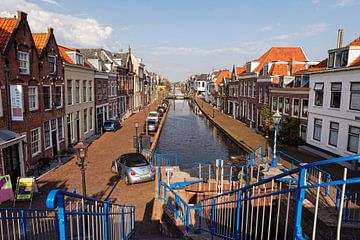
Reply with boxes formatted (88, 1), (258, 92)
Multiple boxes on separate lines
(1, 0), (359, 81)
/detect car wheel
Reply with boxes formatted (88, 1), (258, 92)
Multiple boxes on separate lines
(125, 175), (131, 185)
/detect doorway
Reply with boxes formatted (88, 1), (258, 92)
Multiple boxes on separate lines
(3, 144), (20, 189)
(51, 131), (58, 156)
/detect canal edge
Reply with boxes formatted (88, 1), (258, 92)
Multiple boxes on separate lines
(193, 97), (256, 154)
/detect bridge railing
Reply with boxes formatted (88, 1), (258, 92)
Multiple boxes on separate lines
(345, 192), (360, 223)
(194, 154), (360, 240)
(0, 208), (58, 239)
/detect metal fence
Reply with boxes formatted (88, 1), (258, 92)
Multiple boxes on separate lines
(0, 189), (135, 240)
(194, 154), (360, 240)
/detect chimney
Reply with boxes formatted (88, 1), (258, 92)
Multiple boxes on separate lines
(17, 11), (27, 20)
(48, 27), (54, 34)
(337, 29), (344, 48)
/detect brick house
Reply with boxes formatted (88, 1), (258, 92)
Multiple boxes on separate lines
(0, 11), (65, 184)
(237, 47), (309, 129)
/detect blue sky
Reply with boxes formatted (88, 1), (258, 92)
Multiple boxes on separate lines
(1, 0), (359, 81)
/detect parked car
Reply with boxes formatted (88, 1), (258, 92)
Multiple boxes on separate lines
(144, 119), (159, 132)
(157, 106), (166, 116)
(111, 153), (155, 185)
(103, 120), (121, 132)
(147, 111), (159, 122)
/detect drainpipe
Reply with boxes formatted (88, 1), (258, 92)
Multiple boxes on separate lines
(4, 59), (12, 130)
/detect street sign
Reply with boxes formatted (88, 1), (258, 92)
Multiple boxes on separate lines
(0, 175), (15, 204)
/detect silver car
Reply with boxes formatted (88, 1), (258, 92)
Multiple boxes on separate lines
(111, 153), (155, 185)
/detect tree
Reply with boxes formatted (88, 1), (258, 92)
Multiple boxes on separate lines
(261, 105), (273, 134)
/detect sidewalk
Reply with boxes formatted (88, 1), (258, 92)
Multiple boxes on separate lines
(194, 97), (268, 152)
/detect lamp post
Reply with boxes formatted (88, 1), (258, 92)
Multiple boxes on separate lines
(271, 110), (282, 168)
(134, 121), (139, 153)
(74, 140), (88, 196)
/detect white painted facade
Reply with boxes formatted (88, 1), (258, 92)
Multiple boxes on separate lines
(307, 68), (360, 158)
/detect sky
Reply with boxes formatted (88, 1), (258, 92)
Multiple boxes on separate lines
(0, 0), (359, 82)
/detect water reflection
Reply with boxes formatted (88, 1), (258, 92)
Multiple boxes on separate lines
(156, 99), (245, 169)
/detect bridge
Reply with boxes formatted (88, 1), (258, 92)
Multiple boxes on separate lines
(1, 147), (359, 239)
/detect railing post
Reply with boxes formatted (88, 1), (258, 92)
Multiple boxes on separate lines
(211, 198), (216, 240)
(157, 155), (161, 199)
(164, 186), (167, 203)
(325, 175), (330, 195)
(104, 202), (109, 240)
(293, 167), (307, 240)
(130, 207), (134, 240)
(121, 207), (126, 240)
(185, 207), (190, 233)
(235, 190), (242, 240)
(20, 210), (27, 240)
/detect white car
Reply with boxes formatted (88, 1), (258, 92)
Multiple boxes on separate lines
(147, 111), (159, 122)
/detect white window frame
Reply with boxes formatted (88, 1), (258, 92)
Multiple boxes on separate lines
(18, 51), (30, 74)
(301, 98), (308, 119)
(58, 117), (64, 142)
(48, 55), (56, 74)
(28, 86), (39, 111)
(313, 118), (322, 142)
(44, 121), (52, 150)
(43, 85), (52, 111)
(328, 121), (339, 147)
(67, 80), (73, 105)
(31, 127), (41, 157)
(83, 80), (87, 102)
(292, 98), (300, 117)
(83, 109), (88, 133)
(347, 125), (360, 154)
(55, 85), (63, 109)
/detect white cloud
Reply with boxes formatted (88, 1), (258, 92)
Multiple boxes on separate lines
(336, 0), (359, 7)
(302, 23), (330, 35)
(0, 0), (113, 48)
(272, 34), (293, 40)
(261, 26), (272, 32)
(41, 0), (61, 7)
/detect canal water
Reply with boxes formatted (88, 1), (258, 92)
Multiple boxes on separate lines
(156, 99), (246, 170)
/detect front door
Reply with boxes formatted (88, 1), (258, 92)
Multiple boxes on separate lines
(2, 144), (20, 189)
(52, 131), (58, 156)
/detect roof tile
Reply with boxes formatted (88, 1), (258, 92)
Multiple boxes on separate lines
(32, 33), (48, 54)
(0, 17), (17, 51)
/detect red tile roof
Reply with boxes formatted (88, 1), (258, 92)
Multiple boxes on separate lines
(308, 58), (328, 72)
(252, 47), (308, 73)
(32, 33), (48, 54)
(269, 63), (288, 76)
(0, 17), (17, 51)
(350, 55), (360, 67)
(58, 45), (75, 64)
(348, 37), (360, 47)
(236, 66), (246, 75)
(215, 70), (231, 85)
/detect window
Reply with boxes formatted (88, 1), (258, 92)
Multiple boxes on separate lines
(83, 109), (87, 133)
(67, 80), (73, 105)
(103, 83), (107, 99)
(264, 89), (269, 104)
(263, 63), (269, 75)
(301, 99), (308, 118)
(350, 82), (360, 111)
(314, 83), (324, 106)
(293, 99), (300, 117)
(89, 108), (93, 130)
(75, 80), (80, 103)
(348, 126), (360, 153)
(328, 52), (335, 68)
(279, 97), (284, 113)
(240, 83), (243, 96)
(248, 82), (251, 97)
(76, 54), (84, 65)
(31, 128), (41, 156)
(329, 122), (339, 147)
(28, 86), (38, 111)
(83, 80), (87, 102)
(44, 121), (51, 149)
(272, 97), (278, 111)
(313, 118), (322, 141)
(58, 117), (64, 141)
(0, 90), (3, 117)
(88, 81), (92, 101)
(335, 51), (342, 68)
(330, 83), (341, 108)
(294, 76), (301, 88)
(341, 51), (348, 67)
(252, 82), (256, 98)
(18, 51), (29, 74)
(67, 113), (73, 142)
(43, 86), (51, 110)
(259, 88), (263, 103)
(97, 83), (102, 100)
(48, 55), (56, 74)
(55, 86), (62, 108)
(300, 125), (307, 141)
(285, 98), (290, 114)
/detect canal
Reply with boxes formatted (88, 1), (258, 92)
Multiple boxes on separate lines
(156, 99), (246, 170)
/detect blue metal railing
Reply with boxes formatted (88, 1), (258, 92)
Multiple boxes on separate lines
(194, 154), (360, 240)
(0, 189), (135, 240)
(344, 192), (360, 223)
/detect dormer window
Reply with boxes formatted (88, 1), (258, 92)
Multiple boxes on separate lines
(76, 54), (84, 66)
(48, 55), (56, 74)
(263, 63), (269, 75)
(328, 50), (349, 68)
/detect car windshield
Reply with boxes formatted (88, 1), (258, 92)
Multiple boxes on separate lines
(126, 158), (148, 167)
(148, 120), (157, 125)
(149, 113), (157, 117)
(104, 122), (113, 127)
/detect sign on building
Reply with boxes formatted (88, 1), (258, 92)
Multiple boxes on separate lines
(10, 85), (24, 121)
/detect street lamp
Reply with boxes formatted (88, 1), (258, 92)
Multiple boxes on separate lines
(74, 140), (88, 196)
(271, 110), (282, 168)
(134, 121), (139, 153)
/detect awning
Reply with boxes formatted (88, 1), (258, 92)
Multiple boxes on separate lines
(0, 129), (25, 146)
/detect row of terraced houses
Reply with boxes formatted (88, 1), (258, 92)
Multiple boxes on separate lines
(0, 11), (165, 184)
(186, 30), (360, 170)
